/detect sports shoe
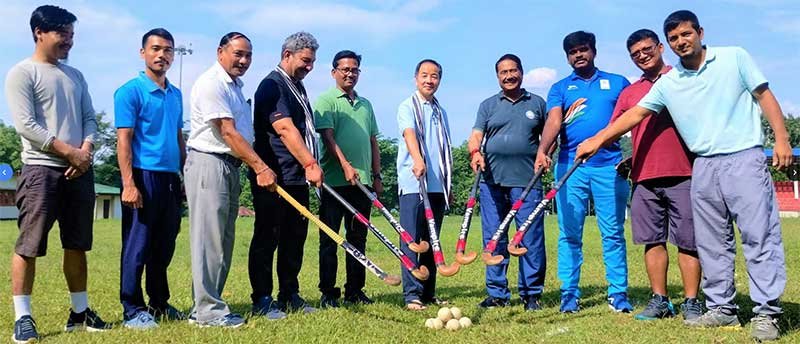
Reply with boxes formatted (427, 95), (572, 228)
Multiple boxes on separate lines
(123, 310), (158, 330)
(280, 294), (317, 314)
(194, 313), (245, 328)
(320, 294), (340, 309)
(344, 291), (374, 305)
(634, 294), (675, 320)
(478, 296), (509, 308)
(680, 298), (704, 321)
(560, 293), (580, 313)
(684, 307), (741, 327)
(12, 315), (39, 343)
(608, 292), (634, 313)
(750, 314), (780, 341)
(252, 296), (287, 320)
(64, 308), (111, 332)
(522, 296), (542, 312)
(149, 304), (186, 321)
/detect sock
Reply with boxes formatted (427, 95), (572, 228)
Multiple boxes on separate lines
(13, 295), (32, 320)
(70, 292), (88, 313)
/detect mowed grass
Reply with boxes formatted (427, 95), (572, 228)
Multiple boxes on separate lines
(0, 215), (799, 343)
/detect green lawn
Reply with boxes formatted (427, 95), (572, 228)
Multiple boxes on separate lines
(1, 215), (798, 343)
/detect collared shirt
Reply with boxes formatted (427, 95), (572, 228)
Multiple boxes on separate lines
(612, 65), (693, 183)
(396, 92), (451, 195)
(253, 70), (313, 186)
(638, 46), (767, 156)
(314, 87), (379, 187)
(546, 68), (630, 166)
(186, 62), (253, 156)
(474, 89), (546, 187)
(114, 71), (183, 173)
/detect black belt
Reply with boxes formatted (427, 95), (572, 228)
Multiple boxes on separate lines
(190, 149), (242, 167)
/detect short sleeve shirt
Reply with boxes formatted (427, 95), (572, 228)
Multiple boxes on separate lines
(546, 69), (630, 166)
(186, 62), (253, 156)
(396, 93), (451, 195)
(473, 89), (546, 187)
(114, 72), (183, 173)
(638, 46), (767, 156)
(313, 87), (379, 187)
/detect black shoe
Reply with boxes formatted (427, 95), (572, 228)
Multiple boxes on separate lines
(252, 296), (287, 320)
(64, 308), (111, 332)
(13, 315), (39, 343)
(344, 291), (374, 305)
(478, 296), (509, 308)
(148, 304), (187, 321)
(320, 294), (340, 308)
(523, 296), (542, 311)
(281, 294), (317, 314)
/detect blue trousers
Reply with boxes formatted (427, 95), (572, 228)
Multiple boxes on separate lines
(399, 192), (445, 304)
(480, 182), (546, 300)
(555, 163), (629, 297)
(120, 169), (182, 319)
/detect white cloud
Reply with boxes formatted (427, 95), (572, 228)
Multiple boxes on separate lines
(522, 67), (557, 90)
(783, 101), (800, 117)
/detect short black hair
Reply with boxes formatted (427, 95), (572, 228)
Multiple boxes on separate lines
(415, 59), (443, 77)
(663, 10), (701, 36)
(29, 5), (77, 43)
(563, 31), (596, 54)
(626, 29), (660, 50)
(332, 50), (361, 69)
(141, 28), (174, 48)
(495, 54), (523, 73)
(219, 32), (251, 48)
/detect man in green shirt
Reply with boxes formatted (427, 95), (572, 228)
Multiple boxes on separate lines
(315, 50), (382, 308)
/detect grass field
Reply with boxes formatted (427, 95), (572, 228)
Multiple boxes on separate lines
(0, 215), (798, 343)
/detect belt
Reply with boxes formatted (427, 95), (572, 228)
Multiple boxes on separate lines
(190, 148), (243, 168)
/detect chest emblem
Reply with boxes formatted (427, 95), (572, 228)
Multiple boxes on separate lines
(525, 110), (535, 119)
(600, 79), (611, 90)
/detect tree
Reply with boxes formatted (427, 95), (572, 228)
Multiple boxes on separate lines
(92, 112), (122, 187)
(0, 122), (22, 171)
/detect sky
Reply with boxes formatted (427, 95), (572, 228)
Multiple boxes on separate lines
(1, 0), (798, 143)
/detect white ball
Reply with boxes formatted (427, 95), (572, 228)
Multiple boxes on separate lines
(459, 316), (472, 328)
(431, 318), (444, 330)
(446, 319), (461, 331)
(424, 318), (435, 328)
(437, 307), (452, 322)
(450, 307), (462, 319)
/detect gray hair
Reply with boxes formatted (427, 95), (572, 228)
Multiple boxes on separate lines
(281, 31), (319, 54)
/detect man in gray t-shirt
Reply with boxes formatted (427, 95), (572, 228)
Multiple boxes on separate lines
(468, 54), (547, 312)
(4, 5), (109, 342)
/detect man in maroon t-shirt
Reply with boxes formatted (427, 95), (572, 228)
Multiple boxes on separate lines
(611, 29), (702, 321)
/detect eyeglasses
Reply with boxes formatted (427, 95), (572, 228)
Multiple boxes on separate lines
(336, 67), (361, 75)
(629, 45), (656, 59)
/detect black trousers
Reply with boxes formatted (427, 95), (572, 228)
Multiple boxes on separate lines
(249, 184), (309, 303)
(318, 185), (371, 298)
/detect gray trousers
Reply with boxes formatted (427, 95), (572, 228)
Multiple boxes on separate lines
(692, 147), (785, 315)
(185, 150), (241, 321)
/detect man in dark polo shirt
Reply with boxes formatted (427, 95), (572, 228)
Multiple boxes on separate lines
(250, 31), (322, 318)
(469, 54), (547, 311)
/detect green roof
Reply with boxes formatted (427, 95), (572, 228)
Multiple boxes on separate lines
(94, 183), (120, 195)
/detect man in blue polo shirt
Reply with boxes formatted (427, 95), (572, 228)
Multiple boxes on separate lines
(535, 31), (632, 314)
(577, 10), (790, 341)
(115, 28), (186, 329)
(469, 54), (547, 311)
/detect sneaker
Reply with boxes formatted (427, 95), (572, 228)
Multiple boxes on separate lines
(252, 296), (287, 320)
(634, 294), (676, 320)
(149, 304), (186, 321)
(478, 296), (509, 308)
(608, 292), (634, 313)
(123, 311), (158, 330)
(280, 294), (317, 314)
(680, 298), (704, 321)
(195, 313), (245, 328)
(344, 291), (374, 305)
(64, 308), (111, 332)
(560, 293), (580, 313)
(522, 296), (542, 312)
(751, 314), (780, 341)
(12, 315), (39, 344)
(684, 307), (741, 327)
(320, 294), (340, 309)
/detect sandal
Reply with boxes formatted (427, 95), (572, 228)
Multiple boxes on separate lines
(424, 297), (448, 306)
(406, 299), (427, 311)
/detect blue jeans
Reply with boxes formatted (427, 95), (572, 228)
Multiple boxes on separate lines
(479, 182), (546, 300)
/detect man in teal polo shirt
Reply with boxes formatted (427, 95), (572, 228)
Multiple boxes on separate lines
(314, 50), (382, 308)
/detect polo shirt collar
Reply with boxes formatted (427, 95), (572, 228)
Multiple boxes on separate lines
(138, 71), (174, 93)
(498, 88), (531, 102)
(569, 68), (600, 82)
(676, 46), (716, 75)
(335, 87), (359, 99)
(213, 62), (244, 87)
(639, 65), (672, 83)
(415, 90), (434, 104)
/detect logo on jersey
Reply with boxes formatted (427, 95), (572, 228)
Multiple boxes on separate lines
(567, 85), (578, 90)
(563, 98), (587, 126)
(525, 110), (535, 119)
